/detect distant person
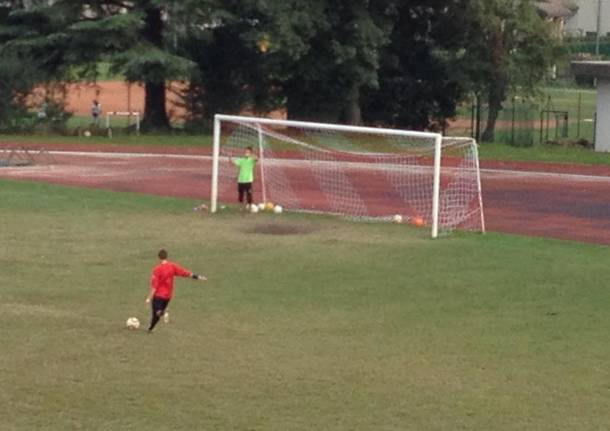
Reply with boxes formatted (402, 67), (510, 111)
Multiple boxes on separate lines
(227, 146), (258, 209)
(91, 100), (101, 127)
(146, 249), (206, 332)
(37, 100), (48, 119)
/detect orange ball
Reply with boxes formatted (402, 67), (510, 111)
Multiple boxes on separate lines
(412, 216), (425, 226)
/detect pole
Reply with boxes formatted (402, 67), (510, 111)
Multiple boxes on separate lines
(511, 96), (516, 145)
(257, 125), (267, 204)
(211, 116), (221, 213)
(596, 0), (603, 56)
(472, 141), (486, 234)
(431, 134), (442, 239)
(577, 92), (582, 138)
(475, 94), (482, 142)
(470, 97), (476, 138)
(127, 82), (132, 128)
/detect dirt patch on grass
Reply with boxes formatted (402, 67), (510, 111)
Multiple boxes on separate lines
(245, 222), (316, 236)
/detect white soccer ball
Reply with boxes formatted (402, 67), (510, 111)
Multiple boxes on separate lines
(258, 203), (266, 210)
(273, 205), (283, 214)
(83, 130), (91, 137)
(126, 317), (140, 330)
(392, 214), (403, 224)
(250, 204), (260, 213)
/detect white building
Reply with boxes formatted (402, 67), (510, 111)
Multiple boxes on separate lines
(565, 0), (610, 36)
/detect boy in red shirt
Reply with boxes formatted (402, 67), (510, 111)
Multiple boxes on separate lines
(146, 249), (206, 332)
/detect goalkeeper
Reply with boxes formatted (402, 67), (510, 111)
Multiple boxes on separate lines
(228, 146), (258, 209)
(146, 249), (206, 332)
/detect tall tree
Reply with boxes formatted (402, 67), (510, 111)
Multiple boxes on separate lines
(175, 0), (283, 129)
(0, 4), (42, 129)
(0, 0), (195, 131)
(463, 0), (557, 142)
(361, 0), (472, 130)
(278, 0), (392, 124)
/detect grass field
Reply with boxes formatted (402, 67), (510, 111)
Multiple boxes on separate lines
(2, 179), (610, 430)
(0, 132), (211, 147)
(449, 87), (598, 145)
(478, 142), (610, 165)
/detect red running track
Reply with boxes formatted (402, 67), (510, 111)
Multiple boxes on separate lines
(1, 143), (610, 245)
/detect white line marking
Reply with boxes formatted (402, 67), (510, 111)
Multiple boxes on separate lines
(41, 149), (610, 183)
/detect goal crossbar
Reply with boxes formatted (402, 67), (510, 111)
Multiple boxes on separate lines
(215, 114), (441, 140)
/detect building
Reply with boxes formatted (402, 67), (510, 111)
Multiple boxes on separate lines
(535, 0), (578, 36)
(565, 0), (610, 36)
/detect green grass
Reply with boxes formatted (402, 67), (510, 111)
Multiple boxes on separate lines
(479, 142), (610, 165)
(0, 132), (211, 147)
(450, 87), (598, 144)
(1, 180), (610, 430)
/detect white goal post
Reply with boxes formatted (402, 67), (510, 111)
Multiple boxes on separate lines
(211, 114), (485, 238)
(105, 111), (141, 136)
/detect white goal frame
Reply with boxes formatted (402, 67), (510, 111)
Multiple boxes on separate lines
(211, 114), (485, 238)
(105, 111), (141, 137)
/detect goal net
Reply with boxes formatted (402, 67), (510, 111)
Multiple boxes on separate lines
(211, 115), (485, 238)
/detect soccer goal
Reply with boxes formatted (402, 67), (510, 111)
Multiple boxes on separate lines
(211, 114), (485, 238)
(105, 111), (141, 137)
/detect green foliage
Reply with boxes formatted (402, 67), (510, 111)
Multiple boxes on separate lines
(0, 2), (195, 129)
(362, 0), (472, 130)
(0, 0), (563, 132)
(278, 0), (392, 123)
(0, 53), (39, 131)
(177, 0), (315, 128)
(114, 47), (196, 84)
(33, 97), (73, 134)
(463, 0), (558, 141)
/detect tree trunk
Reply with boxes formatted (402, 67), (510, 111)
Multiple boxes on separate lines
(343, 82), (362, 125)
(481, 28), (506, 143)
(141, 6), (170, 131)
(481, 83), (504, 142)
(143, 81), (169, 130)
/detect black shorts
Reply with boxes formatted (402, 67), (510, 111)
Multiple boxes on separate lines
(152, 297), (170, 314)
(238, 182), (253, 203)
(238, 182), (252, 194)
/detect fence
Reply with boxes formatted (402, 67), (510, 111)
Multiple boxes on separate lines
(447, 89), (596, 147)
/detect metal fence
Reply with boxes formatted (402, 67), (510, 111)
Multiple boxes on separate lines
(447, 90), (596, 147)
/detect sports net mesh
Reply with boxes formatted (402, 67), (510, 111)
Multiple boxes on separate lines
(214, 118), (484, 235)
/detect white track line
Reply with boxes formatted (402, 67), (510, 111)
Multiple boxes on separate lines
(45, 150), (610, 183)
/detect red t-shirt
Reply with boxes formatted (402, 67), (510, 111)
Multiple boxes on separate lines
(150, 261), (192, 299)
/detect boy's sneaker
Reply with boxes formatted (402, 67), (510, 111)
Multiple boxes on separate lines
(163, 312), (170, 323)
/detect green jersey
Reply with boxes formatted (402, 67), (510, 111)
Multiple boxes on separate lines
(234, 156), (256, 183)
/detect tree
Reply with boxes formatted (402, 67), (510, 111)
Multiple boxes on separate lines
(361, 0), (472, 131)
(277, 0), (392, 124)
(179, 0), (392, 125)
(463, 0), (557, 142)
(174, 0), (283, 130)
(0, 2), (54, 130)
(0, 0), (195, 131)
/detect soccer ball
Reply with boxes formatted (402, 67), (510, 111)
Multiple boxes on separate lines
(250, 204), (259, 213)
(126, 317), (140, 330)
(258, 203), (266, 210)
(411, 216), (425, 226)
(83, 130), (91, 137)
(392, 214), (403, 224)
(265, 202), (274, 211)
(273, 205), (283, 214)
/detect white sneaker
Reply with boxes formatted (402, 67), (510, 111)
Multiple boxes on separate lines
(163, 312), (170, 323)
